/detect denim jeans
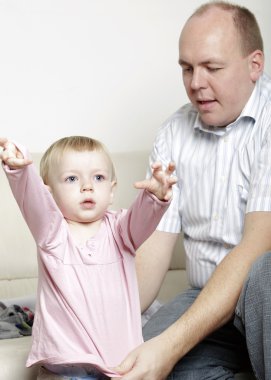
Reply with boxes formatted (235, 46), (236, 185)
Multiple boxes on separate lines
(234, 251), (271, 380)
(37, 366), (109, 380)
(143, 288), (252, 380)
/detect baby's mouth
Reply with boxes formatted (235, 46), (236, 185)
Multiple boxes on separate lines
(81, 199), (95, 209)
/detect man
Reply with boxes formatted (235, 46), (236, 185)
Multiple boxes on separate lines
(115, 2), (271, 380)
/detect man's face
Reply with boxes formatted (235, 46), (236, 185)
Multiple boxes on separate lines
(179, 9), (260, 127)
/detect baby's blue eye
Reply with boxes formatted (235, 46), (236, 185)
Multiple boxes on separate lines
(94, 175), (105, 181)
(65, 176), (78, 182)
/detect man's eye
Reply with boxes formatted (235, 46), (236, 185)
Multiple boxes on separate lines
(182, 67), (193, 73)
(94, 175), (105, 182)
(207, 67), (221, 72)
(65, 176), (78, 182)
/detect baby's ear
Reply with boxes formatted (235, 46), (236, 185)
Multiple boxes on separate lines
(45, 184), (52, 193)
(109, 180), (117, 204)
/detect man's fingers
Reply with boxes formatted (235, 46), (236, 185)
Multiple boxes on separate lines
(113, 353), (137, 376)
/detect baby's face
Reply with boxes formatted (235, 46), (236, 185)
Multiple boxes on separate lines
(46, 149), (116, 224)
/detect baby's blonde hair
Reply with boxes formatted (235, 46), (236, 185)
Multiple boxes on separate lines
(40, 136), (116, 185)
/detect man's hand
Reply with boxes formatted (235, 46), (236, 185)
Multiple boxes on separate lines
(134, 161), (177, 201)
(0, 138), (32, 169)
(114, 335), (176, 380)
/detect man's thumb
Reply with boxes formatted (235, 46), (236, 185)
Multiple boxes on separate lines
(113, 354), (135, 375)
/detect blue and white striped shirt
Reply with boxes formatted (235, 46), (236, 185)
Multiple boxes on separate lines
(149, 73), (271, 288)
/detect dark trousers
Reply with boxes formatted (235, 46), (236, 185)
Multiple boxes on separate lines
(143, 286), (253, 380)
(234, 251), (271, 380)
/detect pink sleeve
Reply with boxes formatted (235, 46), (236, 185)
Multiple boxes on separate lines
(118, 189), (170, 252)
(3, 145), (63, 247)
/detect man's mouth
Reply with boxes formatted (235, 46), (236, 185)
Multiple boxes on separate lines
(197, 98), (215, 104)
(197, 99), (217, 111)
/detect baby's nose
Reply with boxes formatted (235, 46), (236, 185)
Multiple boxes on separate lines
(81, 183), (93, 192)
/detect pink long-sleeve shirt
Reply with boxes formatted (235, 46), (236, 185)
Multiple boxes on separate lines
(4, 150), (169, 377)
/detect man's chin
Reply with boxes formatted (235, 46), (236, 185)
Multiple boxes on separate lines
(199, 114), (228, 129)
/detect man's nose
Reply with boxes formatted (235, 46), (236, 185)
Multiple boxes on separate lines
(191, 68), (206, 90)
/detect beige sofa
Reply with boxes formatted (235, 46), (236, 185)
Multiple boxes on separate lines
(0, 151), (255, 380)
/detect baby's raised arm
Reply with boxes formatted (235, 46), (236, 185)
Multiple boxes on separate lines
(134, 161), (177, 201)
(0, 138), (32, 169)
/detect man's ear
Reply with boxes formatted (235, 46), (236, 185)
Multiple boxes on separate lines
(249, 50), (264, 82)
(109, 180), (117, 205)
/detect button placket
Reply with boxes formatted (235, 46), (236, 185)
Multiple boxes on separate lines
(209, 134), (232, 236)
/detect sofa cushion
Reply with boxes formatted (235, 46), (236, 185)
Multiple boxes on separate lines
(0, 336), (38, 380)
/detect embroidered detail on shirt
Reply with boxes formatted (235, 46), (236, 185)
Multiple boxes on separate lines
(86, 240), (96, 256)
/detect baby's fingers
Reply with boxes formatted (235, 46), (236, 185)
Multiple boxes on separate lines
(134, 179), (150, 190)
(166, 161), (176, 175)
(0, 138), (8, 148)
(168, 175), (178, 186)
(5, 156), (32, 168)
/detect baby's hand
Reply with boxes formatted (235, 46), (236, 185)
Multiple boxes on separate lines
(134, 161), (177, 201)
(0, 138), (32, 169)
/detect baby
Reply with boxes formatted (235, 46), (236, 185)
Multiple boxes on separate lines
(0, 136), (176, 379)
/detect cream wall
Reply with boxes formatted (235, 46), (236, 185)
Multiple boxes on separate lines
(0, 0), (270, 153)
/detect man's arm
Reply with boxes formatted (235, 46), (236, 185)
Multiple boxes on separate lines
(136, 230), (179, 312)
(117, 210), (271, 379)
